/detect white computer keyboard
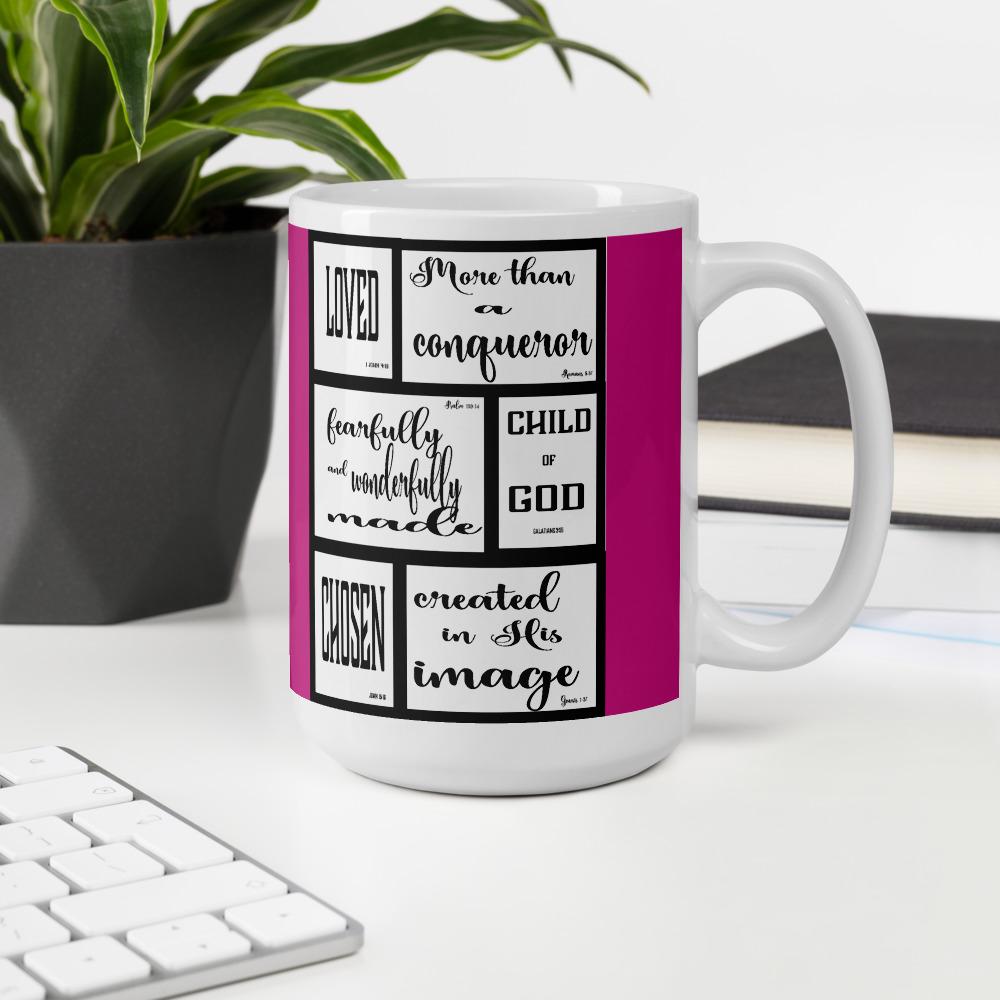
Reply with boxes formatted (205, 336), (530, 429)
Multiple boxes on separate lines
(0, 747), (362, 999)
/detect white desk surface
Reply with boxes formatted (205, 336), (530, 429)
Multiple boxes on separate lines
(1, 526), (998, 1000)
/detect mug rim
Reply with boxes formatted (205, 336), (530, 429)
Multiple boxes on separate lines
(289, 178), (697, 239)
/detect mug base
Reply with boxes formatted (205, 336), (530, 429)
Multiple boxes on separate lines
(296, 696), (685, 796)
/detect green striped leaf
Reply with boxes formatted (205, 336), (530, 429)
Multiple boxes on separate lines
(0, 31), (26, 111)
(536, 37), (647, 91)
(151, 0), (318, 124)
(191, 91), (404, 179)
(0, 121), (45, 240)
(14, 2), (119, 197)
(166, 163), (345, 233)
(52, 91), (402, 238)
(495, 0), (571, 81)
(49, 121), (209, 238)
(245, 7), (646, 95)
(0, 2), (37, 34)
(0, 30), (50, 189)
(49, 0), (168, 154)
(189, 164), (346, 212)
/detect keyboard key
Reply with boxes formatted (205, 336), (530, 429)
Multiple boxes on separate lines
(0, 958), (44, 1000)
(0, 773), (131, 822)
(0, 746), (362, 997)
(0, 816), (91, 862)
(25, 936), (150, 997)
(51, 843), (165, 891)
(74, 801), (232, 871)
(226, 893), (348, 948)
(51, 861), (287, 937)
(0, 862), (70, 908)
(0, 747), (86, 786)
(127, 914), (251, 972)
(0, 905), (70, 958)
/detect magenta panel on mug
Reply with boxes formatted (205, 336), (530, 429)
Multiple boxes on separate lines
(605, 229), (682, 713)
(289, 224), (311, 698)
(289, 224), (682, 718)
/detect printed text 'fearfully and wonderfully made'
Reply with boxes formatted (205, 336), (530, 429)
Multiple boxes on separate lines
(326, 405), (480, 538)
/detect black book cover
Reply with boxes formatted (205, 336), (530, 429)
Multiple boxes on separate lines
(698, 313), (1000, 530)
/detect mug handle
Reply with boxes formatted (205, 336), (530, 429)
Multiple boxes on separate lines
(693, 242), (894, 669)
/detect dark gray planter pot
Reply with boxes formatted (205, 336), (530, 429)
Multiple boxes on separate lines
(0, 215), (284, 623)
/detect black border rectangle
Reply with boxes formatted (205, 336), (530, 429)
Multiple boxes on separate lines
(595, 238), (607, 717)
(483, 396), (499, 552)
(308, 231), (606, 723)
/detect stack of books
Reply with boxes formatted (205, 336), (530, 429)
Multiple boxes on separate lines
(698, 314), (1000, 611)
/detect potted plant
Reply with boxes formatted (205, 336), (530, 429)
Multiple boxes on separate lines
(0, 1), (643, 624)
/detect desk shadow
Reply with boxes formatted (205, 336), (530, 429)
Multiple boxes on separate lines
(687, 717), (788, 743)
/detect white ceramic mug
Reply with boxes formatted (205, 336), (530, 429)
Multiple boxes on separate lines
(288, 179), (893, 794)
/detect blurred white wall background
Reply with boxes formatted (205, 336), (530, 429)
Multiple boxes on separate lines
(4, 0), (998, 532)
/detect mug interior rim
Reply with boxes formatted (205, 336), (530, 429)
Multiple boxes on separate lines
(291, 178), (696, 219)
